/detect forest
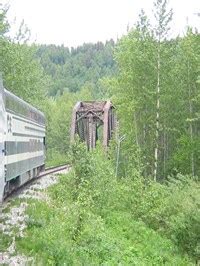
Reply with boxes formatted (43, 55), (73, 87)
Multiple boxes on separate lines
(0, 0), (200, 264)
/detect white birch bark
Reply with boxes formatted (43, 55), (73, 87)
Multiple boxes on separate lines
(154, 43), (160, 181)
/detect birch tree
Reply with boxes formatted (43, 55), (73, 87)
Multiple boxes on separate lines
(153, 0), (172, 180)
(113, 10), (157, 177)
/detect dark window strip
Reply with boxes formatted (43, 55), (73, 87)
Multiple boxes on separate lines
(5, 90), (45, 125)
(5, 141), (44, 155)
(13, 132), (44, 139)
(7, 110), (45, 127)
(25, 126), (45, 134)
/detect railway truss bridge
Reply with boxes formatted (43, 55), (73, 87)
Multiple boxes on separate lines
(70, 101), (116, 149)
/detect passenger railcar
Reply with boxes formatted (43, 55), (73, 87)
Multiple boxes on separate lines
(0, 81), (45, 202)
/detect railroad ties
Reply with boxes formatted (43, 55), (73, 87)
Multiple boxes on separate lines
(70, 101), (116, 150)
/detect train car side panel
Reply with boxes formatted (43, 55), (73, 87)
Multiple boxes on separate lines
(5, 112), (45, 181)
(4, 89), (45, 186)
(0, 81), (6, 202)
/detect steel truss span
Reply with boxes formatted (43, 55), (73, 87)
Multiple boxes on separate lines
(70, 101), (116, 150)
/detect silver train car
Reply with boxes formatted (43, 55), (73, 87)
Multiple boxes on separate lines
(0, 82), (45, 202)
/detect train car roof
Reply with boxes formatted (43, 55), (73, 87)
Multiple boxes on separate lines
(4, 88), (45, 118)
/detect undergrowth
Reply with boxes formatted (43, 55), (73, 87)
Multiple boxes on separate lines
(0, 232), (10, 252)
(16, 142), (199, 265)
(45, 149), (69, 168)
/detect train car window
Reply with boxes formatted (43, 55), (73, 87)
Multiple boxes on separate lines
(5, 91), (45, 126)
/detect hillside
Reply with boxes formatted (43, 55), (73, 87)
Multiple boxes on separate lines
(35, 40), (117, 97)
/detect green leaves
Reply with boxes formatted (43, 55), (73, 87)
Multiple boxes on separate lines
(111, 1), (200, 179)
(16, 145), (196, 264)
(153, 0), (173, 40)
(35, 40), (117, 97)
(0, 4), (9, 37)
(1, 42), (48, 104)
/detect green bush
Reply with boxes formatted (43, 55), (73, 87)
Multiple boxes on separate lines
(45, 148), (68, 168)
(16, 142), (195, 264)
(116, 174), (200, 261)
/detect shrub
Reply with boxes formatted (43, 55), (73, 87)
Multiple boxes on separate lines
(16, 142), (194, 264)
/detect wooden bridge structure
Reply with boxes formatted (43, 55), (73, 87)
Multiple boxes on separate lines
(70, 101), (116, 149)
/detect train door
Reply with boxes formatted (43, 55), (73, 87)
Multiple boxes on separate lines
(0, 79), (5, 202)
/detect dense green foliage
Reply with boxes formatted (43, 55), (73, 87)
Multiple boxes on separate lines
(111, 8), (200, 179)
(35, 41), (117, 97)
(0, 5), (48, 105)
(16, 143), (198, 264)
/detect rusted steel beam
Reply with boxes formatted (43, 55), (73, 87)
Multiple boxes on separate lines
(70, 101), (81, 143)
(70, 100), (115, 149)
(103, 101), (112, 148)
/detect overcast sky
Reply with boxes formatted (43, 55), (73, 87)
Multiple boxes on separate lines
(2, 0), (200, 47)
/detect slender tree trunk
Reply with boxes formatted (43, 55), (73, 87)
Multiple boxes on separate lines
(187, 61), (195, 176)
(163, 126), (166, 177)
(143, 123), (147, 177)
(134, 112), (139, 147)
(143, 124), (146, 146)
(189, 119), (194, 176)
(154, 43), (160, 181)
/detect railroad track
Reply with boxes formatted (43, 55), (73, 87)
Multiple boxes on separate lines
(0, 164), (70, 264)
(40, 164), (69, 177)
(3, 164), (69, 203)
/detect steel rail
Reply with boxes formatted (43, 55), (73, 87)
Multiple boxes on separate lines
(39, 164), (69, 177)
(2, 164), (69, 203)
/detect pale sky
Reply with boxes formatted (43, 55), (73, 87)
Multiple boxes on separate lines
(2, 0), (200, 47)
